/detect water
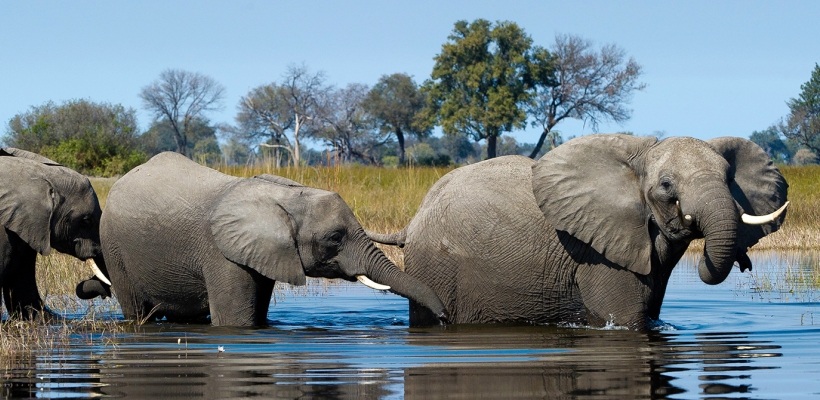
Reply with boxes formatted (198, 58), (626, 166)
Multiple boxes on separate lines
(2, 252), (819, 399)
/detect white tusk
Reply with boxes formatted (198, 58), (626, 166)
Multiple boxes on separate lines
(676, 200), (693, 227)
(356, 275), (391, 291)
(741, 201), (789, 225)
(86, 259), (112, 286)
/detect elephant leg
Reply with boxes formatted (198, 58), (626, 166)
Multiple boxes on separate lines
(101, 245), (150, 321)
(3, 246), (45, 319)
(205, 261), (274, 326)
(575, 264), (651, 330)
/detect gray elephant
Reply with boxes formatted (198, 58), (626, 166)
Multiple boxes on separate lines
(76, 152), (449, 326)
(1, 148), (107, 319)
(369, 135), (788, 329)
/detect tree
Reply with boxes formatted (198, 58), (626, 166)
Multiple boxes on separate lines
(750, 126), (793, 164)
(782, 63), (820, 156)
(140, 118), (222, 164)
(139, 69), (225, 157)
(527, 34), (646, 158)
(3, 99), (146, 176)
(362, 73), (429, 164)
(235, 64), (327, 167)
(236, 83), (293, 167)
(422, 19), (555, 159)
(281, 64), (327, 166)
(220, 137), (254, 165)
(315, 83), (390, 164)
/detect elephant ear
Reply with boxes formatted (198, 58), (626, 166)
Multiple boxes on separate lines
(0, 158), (55, 255)
(532, 134), (658, 275)
(708, 137), (788, 250)
(210, 180), (306, 286)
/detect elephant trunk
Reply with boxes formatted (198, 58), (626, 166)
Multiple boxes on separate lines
(351, 231), (449, 323)
(694, 186), (739, 285)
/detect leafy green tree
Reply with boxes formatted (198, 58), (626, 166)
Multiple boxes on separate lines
(3, 99), (146, 176)
(527, 34), (646, 158)
(314, 83), (390, 165)
(140, 69), (225, 157)
(220, 137), (254, 165)
(362, 73), (429, 164)
(750, 126), (793, 164)
(422, 19), (555, 159)
(141, 117), (222, 164)
(782, 63), (820, 156)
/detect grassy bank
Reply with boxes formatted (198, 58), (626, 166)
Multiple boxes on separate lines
(33, 162), (819, 299)
(742, 165), (820, 251)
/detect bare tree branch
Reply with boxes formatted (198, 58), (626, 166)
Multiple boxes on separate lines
(140, 69), (225, 157)
(527, 34), (646, 158)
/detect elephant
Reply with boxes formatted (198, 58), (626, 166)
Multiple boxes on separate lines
(76, 152), (449, 326)
(368, 135), (788, 330)
(1, 147), (107, 319)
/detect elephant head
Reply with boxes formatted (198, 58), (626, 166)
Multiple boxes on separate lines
(1, 148), (106, 314)
(531, 135), (787, 285)
(209, 174), (450, 322)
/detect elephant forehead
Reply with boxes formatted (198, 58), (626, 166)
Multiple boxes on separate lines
(649, 139), (729, 177)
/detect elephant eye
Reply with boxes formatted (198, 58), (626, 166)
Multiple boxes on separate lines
(656, 176), (676, 201)
(327, 230), (344, 243)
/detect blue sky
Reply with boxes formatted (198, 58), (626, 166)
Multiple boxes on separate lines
(1, 1), (818, 147)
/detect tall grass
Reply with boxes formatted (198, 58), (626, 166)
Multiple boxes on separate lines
(215, 164), (453, 233)
(751, 165), (820, 250)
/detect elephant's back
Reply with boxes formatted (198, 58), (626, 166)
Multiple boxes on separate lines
(101, 153), (236, 314)
(409, 156), (538, 232)
(106, 152), (235, 218)
(404, 156), (562, 323)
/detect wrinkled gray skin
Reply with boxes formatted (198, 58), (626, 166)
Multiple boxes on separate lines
(0, 148), (104, 319)
(77, 152), (448, 326)
(370, 135), (788, 330)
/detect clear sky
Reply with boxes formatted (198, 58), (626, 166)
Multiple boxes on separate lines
(1, 1), (818, 147)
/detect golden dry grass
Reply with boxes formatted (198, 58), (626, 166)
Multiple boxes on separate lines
(739, 165), (820, 251)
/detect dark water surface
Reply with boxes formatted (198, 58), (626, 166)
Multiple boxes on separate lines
(2, 251), (819, 399)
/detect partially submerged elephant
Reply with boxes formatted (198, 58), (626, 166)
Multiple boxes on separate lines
(77, 152), (449, 326)
(370, 135), (788, 329)
(1, 148), (107, 319)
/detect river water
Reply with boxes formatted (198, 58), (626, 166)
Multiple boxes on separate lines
(2, 251), (819, 399)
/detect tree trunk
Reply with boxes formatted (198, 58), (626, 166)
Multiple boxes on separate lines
(292, 114), (304, 167)
(486, 134), (498, 159)
(529, 127), (550, 159)
(396, 127), (406, 165)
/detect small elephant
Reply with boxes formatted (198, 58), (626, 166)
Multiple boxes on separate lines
(1, 148), (106, 319)
(77, 152), (449, 326)
(369, 135), (788, 329)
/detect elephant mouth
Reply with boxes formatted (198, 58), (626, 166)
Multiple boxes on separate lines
(661, 200), (789, 238)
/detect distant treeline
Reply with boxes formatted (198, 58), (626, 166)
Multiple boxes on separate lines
(3, 20), (818, 176)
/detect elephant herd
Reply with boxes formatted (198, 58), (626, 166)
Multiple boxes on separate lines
(1, 134), (788, 330)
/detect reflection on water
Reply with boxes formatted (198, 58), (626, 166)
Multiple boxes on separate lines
(2, 251), (819, 399)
